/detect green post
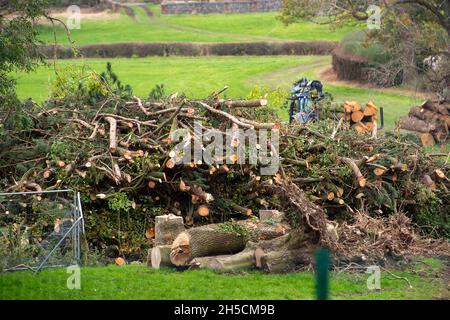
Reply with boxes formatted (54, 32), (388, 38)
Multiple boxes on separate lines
(315, 247), (330, 300)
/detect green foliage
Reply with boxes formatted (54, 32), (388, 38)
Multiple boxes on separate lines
(246, 84), (286, 123)
(341, 31), (389, 64)
(50, 140), (76, 163)
(0, 0), (49, 112)
(50, 64), (102, 100)
(217, 220), (251, 240)
(413, 185), (449, 239)
(107, 192), (134, 213)
(148, 84), (166, 101)
(50, 62), (132, 104)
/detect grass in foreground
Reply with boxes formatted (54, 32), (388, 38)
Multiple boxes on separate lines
(14, 55), (421, 129)
(37, 5), (360, 45)
(0, 257), (447, 300)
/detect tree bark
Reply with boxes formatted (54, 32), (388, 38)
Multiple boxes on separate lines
(399, 116), (436, 133)
(257, 249), (313, 273)
(104, 116), (117, 154)
(154, 214), (185, 246)
(149, 245), (173, 269)
(170, 220), (289, 266)
(191, 249), (255, 270)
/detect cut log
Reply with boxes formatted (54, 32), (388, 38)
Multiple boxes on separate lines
(231, 203), (252, 216)
(351, 111), (364, 123)
(170, 225), (246, 266)
(363, 121), (374, 131)
(191, 249), (255, 270)
(409, 106), (440, 122)
(353, 123), (367, 134)
(364, 101), (378, 116)
(149, 245), (173, 269)
(154, 214), (185, 246)
(399, 116), (436, 133)
(170, 220), (288, 266)
(257, 249), (313, 273)
(420, 100), (449, 115)
(179, 180), (214, 203)
(433, 121), (449, 143)
(196, 205), (210, 217)
(341, 157), (366, 188)
(145, 227), (155, 239)
(165, 158), (176, 169)
(115, 257), (126, 266)
(222, 98), (268, 109)
(408, 106), (450, 140)
(344, 101), (360, 113)
(104, 116), (118, 154)
(373, 167), (387, 176)
(259, 210), (284, 223)
(420, 133), (436, 146)
(434, 169), (447, 180)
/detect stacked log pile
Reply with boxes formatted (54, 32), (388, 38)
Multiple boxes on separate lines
(0, 88), (449, 270)
(399, 100), (450, 145)
(344, 100), (379, 134)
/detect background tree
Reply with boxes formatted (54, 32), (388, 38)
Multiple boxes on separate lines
(0, 0), (49, 114)
(280, 0), (449, 94)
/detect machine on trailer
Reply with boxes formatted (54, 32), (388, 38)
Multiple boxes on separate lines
(288, 78), (326, 124)
(287, 77), (384, 132)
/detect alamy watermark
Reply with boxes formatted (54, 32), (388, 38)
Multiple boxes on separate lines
(66, 5), (81, 30)
(366, 265), (381, 290)
(367, 5), (381, 30)
(169, 121), (279, 175)
(66, 265), (81, 290)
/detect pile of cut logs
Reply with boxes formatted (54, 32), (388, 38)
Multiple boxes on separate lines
(399, 100), (450, 146)
(344, 100), (379, 134)
(147, 210), (314, 273)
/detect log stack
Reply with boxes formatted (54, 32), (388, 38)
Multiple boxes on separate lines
(344, 100), (379, 134)
(399, 100), (450, 146)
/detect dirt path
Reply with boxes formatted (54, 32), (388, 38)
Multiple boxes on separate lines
(247, 57), (330, 88)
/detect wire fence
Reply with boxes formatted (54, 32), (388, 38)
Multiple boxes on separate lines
(0, 189), (84, 272)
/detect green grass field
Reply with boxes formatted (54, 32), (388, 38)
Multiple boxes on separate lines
(37, 5), (360, 45)
(14, 55), (422, 129)
(0, 257), (447, 300)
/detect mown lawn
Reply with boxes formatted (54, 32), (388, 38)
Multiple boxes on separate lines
(36, 5), (360, 45)
(14, 55), (420, 129)
(0, 257), (447, 300)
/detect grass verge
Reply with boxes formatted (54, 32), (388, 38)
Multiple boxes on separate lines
(37, 5), (360, 45)
(0, 257), (447, 300)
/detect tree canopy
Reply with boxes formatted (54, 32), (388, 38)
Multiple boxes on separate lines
(0, 0), (49, 107)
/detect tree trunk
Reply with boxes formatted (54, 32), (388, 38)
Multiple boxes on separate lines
(170, 220), (289, 266)
(409, 106), (442, 122)
(154, 214), (185, 246)
(420, 100), (449, 115)
(399, 116), (436, 133)
(257, 249), (313, 273)
(420, 133), (436, 146)
(149, 245), (173, 269)
(191, 249), (255, 270)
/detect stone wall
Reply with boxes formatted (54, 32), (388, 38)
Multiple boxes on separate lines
(161, 0), (281, 15)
